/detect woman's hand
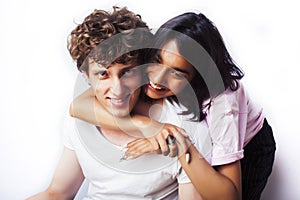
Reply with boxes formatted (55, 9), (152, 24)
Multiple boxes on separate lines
(124, 123), (191, 159)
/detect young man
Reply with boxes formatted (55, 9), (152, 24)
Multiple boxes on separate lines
(27, 7), (202, 199)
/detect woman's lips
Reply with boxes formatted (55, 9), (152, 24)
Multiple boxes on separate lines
(148, 81), (168, 91)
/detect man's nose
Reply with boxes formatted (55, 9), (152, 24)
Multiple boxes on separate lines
(110, 77), (124, 97)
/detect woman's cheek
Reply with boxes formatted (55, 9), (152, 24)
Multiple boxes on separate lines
(171, 81), (189, 94)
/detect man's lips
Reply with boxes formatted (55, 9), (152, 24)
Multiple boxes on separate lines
(107, 94), (130, 107)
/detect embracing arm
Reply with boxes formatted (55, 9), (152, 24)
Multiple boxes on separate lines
(179, 183), (203, 200)
(26, 147), (84, 200)
(179, 144), (241, 200)
(126, 133), (241, 200)
(70, 88), (153, 134)
(70, 88), (168, 139)
(160, 131), (241, 199)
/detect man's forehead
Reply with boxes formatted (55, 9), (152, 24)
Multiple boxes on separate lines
(89, 60), (135, 70)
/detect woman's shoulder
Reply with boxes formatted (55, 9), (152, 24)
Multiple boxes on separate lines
(214, 81), (247, 100)
(208, 81), (249, 113)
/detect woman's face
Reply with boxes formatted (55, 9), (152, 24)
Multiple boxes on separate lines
(144, 40), (196, 99)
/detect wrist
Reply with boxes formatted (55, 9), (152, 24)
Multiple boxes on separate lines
(131, 115), (164, 138)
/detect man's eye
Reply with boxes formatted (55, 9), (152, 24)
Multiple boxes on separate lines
(124, 69), (134, 75)
(97, 71), (108, 78)
(122, 68), (138, 77)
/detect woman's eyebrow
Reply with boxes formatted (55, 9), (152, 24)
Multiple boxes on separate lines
(172, 67), (190, 75)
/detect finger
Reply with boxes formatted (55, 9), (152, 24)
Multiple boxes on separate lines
(126, 139), (151, 152)
(168, 126), (189, 138)
(173, 134), (189, 157)
(155, 149), (162, 155)
(177, 128), (189, 138)
(126, 139), (147, 153)
(127, 137), (160, 153)
(156, 131), (170, 156)
(126, 141), (154, 159)
(147, 137), (160, 151)
(166, 135), (178, 157)
(168, 143), (178, 157)
(126, 137), (146, 147)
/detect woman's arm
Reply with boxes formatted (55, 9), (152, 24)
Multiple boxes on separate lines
(26, 147), (84, 200)
(179, 144), (241, 200)
(179, 183), (203, 200)
(70, 88), (182, 156)
(126, 133), (241, 200)
(70, 88), (160, 137)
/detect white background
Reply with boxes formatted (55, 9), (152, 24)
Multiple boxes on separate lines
(0, 0), (299, 199)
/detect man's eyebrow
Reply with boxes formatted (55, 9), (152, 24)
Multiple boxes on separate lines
(121, 65), (139, 71)
(90, 67), (105, 71)
(90, 64), (106, 72)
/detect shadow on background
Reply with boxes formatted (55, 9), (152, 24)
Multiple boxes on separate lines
(261, 157), (281, 200)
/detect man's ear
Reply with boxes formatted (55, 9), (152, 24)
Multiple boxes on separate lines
(81, 71), (91, 86)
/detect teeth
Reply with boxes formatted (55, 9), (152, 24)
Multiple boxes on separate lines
(150, 81), (164, 90)
(110, 97), (127, 104)
(111, 99), (123, 103)
(109, 94), (130, 104)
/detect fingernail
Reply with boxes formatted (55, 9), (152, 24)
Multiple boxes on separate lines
(119, 154), (127, 162)
(126, 155), (134, 160)
(121, 144), (128, 152)
(185, 153), (191, 164)
(121, 147), (128, 152)
(119, 154), (134, 162)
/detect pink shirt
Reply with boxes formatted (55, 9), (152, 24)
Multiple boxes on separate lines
(205, 82), (265, 166)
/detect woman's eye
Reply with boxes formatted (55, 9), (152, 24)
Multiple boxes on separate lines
(171, 70), (185, 79)
(154, 54), (162, 63)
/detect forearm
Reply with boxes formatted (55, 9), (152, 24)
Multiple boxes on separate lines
(70, 89), (166, 136)
(26, 190), (66, 200)
(179, 145), (240, 200)
(70, 88), (119, 129)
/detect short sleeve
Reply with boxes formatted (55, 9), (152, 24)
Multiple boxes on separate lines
(176, 122), (213, 184)
(207, 91), (244, 166)
(188, 121), (212, 164)
(62, 113), (76, 150)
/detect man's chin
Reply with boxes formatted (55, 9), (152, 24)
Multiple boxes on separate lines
(110, 109), (131, 118)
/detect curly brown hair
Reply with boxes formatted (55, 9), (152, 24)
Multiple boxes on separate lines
(67, 7), (153, 72)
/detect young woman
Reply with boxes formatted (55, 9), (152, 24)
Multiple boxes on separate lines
(71, 12), (276, 200)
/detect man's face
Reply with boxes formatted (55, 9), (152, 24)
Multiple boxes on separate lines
(85, 60), (142, 117)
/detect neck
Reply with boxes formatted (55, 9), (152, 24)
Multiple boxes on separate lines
(98, 127), (137, 147)
(134, 98), (163, 119)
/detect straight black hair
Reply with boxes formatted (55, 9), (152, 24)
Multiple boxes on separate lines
(152, 12), (244, 121)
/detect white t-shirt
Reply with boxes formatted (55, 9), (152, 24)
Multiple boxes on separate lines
(63, 99), (211, 200)
(159, 99), (212, 162)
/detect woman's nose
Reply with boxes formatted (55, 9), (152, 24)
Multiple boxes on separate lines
(152, 67), (168, 85)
